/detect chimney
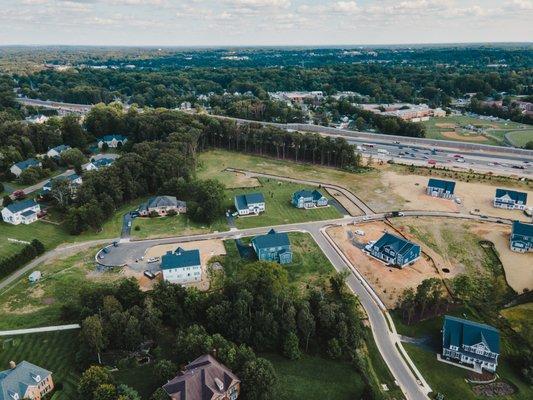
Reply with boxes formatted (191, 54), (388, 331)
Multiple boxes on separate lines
(9, 361), (16, 369)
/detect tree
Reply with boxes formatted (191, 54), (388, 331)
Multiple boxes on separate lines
(81, 315), (107, 364)
(154, 359), (177, 385)
(0, 182), (3, 193)
(240, 358), (277, 400)
(116, 385), (141, 400)
(78, 366), (113, 400)
(31, 239), (45, 255)
(297, 302), (315, 352)
(355, 117), (366, 130)
(282, 332), (301, 360)
(61, 114), (87, 148)
(61, 148), (86, 169)
(150, 388), (169, 400)
(93, 384), (116, 400)
(525, 141), (533, 150)
(3, 195), (13, 206)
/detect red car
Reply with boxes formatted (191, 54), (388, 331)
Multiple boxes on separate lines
(428, 159), (437, 165)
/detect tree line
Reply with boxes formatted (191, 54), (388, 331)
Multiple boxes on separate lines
(0, 239), (45, 280)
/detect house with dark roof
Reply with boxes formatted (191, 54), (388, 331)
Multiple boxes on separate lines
(426, 178), (456, 199)
(97, 134), (128, 149)
(291, 189), (328, 209)
(84, 157), (115, 171)
(1, 199), (41, 225)
(0, 360), (54, 400)
(234, 193), (265, 216)
(138, 196), (186, 217)
(251, 229), (292, 264)
(10, 159), (42, 177)
(162, 354), (240, 400)
(509, 220), (533, 253)
(161, 247), (201, 284)
(46, 144), (71, 158)
(369, 232), (420, 268)
(441, 315), (500, 373)
(42, 173), (82, 193)
(493, 189), (528, 210)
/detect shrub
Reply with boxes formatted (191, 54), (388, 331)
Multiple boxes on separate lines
(167, 209), (177, 217)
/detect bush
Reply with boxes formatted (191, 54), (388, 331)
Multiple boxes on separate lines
(149, 210), (159, 218)
(134, 225), (140, 231)
(167, 209), (177, 217)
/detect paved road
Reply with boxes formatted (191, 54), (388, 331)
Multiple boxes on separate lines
(0, 324), (80, 336)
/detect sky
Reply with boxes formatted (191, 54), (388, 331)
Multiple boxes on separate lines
(0, 0), (532, 46)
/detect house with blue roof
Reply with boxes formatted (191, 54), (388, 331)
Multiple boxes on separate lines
(441, 315), (500, 373)
(509, 220), (533, 253)
(97, 134), (128, 149)
(234, 193), (265, 216)
(42, 173), (82, 193)
(9, 159), (42, 177)
(426, 178), (456, 199)
(160, 247), (202, 284)
(291, 189), (328, 209)
(493, 188), (528, 210)
(46, 144), (71, 158)
(369, 232), (420, 268)
(251, 229), (292, 264)
(1, 199), (41, 225)
(0, 360), (54, 400)
(84, 157), (115, 171)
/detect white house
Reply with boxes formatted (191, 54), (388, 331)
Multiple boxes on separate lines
(42, 173), (82, 193)
(46, 144), (71, 158)
(83, 157), (115, 171)
(234, 193), (265, 216)
(10, 159), (42, 177)
(493, 189), (528, 210)
(97, 134), (128, 149)
(160, 247), (202, 284)
(1, 199), (41, 225)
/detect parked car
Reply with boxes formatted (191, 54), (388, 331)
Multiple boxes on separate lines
(147, 257), (160, 263)
(144, 270), (156, 279)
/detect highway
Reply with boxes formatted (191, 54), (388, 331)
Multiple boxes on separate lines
(16, 97), (533, 176)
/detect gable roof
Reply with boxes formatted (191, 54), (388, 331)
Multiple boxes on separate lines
(428, 178), (456, 193)
(161, 247), (201, 270)
(511, 220), (533, 238)
(43, 173), (81, 190)
(4, 199), (38, 214)
(235, 192), (265, 210)
(0, 361), (52, 400)
(48, 144), (70, 154)
(443, 315), (500, 354)
(92, 157), (114, 168)
(98, 134), (127, 142)
(147, 196), (179, 208)
(252, 229), (290, 250)
(293, 189), (325, 201)
(373, 232), (418, 256)
(12, 159), (40, 171)
(495, 188), (527, 203)
(163, 354), (239, 400)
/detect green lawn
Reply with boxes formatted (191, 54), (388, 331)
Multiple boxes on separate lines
(500, 303), (533, 347)
(506, 130), (533, 147)
(0, 331), (80, 400)
(404, 343), (532, 400)
(228, 178), (342, 229)
(264, 353), (366, 400)
(0, 247), (121, 330)
(113, 363), (160, 399)
(222, 232), (335, 287)
(131, 214), (226, 239)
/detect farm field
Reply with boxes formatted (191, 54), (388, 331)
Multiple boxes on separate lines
(422, 115), (529, 146)
(0, 246), (122, 330)
(228, 178), (342, 229)
(264, 353), (366, 400)
(0, 331), (80, 400)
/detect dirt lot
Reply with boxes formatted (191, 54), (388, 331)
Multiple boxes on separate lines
(325, 187), (364, 216)
(382, 171), (531, 221)
(142, 239), (227, 290)
(441, 131), (488, 142)
(327, 221), (446, 307)
(472, 225), (533, 293)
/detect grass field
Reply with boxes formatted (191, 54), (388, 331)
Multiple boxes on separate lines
(506, 130), (533, 147)
(264, 353), (366, 400)
(131, 214), (224, 239)
(500, 303), (533, 346)
(113, 363), (159, 399)
(422, 115), (530, 146)
(228, 178), (342, 229)
(0, 247), (121, 330)
(0, 331), (80, 400)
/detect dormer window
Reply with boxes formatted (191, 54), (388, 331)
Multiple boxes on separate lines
(30, 372), (41, 382)
(8, 390), (20, 400)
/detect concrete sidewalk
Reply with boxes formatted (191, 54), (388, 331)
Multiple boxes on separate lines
(0, 324), (80, 336)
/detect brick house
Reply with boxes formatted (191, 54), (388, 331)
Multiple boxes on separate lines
(138, 196), (187, 217)
(0, 361), (54, 400)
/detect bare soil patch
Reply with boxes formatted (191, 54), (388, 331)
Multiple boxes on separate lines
(473, 225), (533, 293)
(328, 222), (441, 307)
(441, 131), (488, 142)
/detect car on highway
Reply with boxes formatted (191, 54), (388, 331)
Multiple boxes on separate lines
(428, 159), (437, 165)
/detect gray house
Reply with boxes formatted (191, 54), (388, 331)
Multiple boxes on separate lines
(138, 196), (186, 216)
(509, 220), (533, 253)
(252, 229), (292, 264)
(291, 189), (328, 209)
(441, 315), (500, 373)
(426, 178), (456, 199)
(10, 159), (42, 177)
